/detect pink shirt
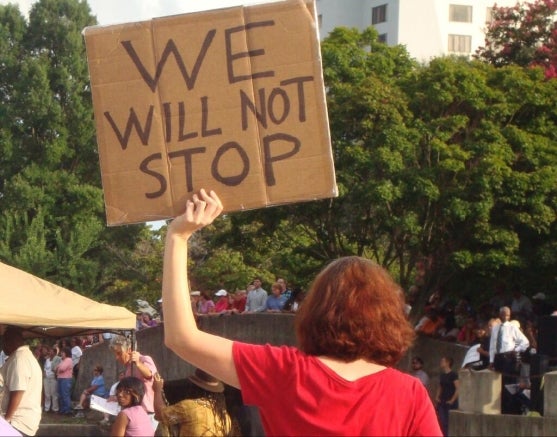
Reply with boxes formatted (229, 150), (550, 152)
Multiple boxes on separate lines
(233, 342), (442, 436)
(125, 354), (157, 413)
(121, 405), (154, 437)
(56, 357), (73, 379)
(198, 299), (215, 314)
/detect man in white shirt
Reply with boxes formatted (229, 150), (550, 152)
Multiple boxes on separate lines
(489, 306), (529, 414)
(489, 307), (530, 367)
(410, 357), (430, 387)
(0, 326), (42, 436)
(70, 337), (83, 380)
(244, 278), (268, 313)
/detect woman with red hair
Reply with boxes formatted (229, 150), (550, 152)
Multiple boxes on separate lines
(162, 189), (441, 436)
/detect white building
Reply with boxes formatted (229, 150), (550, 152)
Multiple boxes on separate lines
(316, 0), (526, 61)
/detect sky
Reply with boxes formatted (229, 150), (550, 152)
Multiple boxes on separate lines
(0, 0), (281, 24)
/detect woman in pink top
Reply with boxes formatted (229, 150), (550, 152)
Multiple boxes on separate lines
(112, 376), (154, 437)
(161, 189), (442, 436)
(197, 292), (215, 314)
(56, 347), (74, 415)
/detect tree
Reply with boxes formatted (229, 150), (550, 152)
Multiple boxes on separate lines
(0, 0), (148, 304)
(403, 57), (557, 312)
(475, 0), (557, 79)
(196, 27), (420, 291)
(197, 27), (557, 319)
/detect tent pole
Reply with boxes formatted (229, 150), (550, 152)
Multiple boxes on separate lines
(131, 329), (136, 375)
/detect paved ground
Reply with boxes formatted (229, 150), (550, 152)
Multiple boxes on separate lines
(37, 409), (111, 437)
(40, 408), (110, 427)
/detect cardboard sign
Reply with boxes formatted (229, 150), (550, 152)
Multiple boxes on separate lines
(83, 0), (337, 226)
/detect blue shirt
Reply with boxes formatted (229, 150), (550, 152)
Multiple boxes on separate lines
(266, 294), (287, 311)
(91, 375), (107, 398)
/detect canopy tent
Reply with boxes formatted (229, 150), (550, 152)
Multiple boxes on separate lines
(0, 261), (136, 338)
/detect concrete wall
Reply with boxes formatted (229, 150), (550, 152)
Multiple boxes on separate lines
(76, 313), (467, 398)
(76, 313), (297, 393)
(459, 369), (501, 414)
(449, 368), (557, 436)
(450, 411), (557, 436)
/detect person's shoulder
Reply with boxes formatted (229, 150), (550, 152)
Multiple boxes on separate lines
(14, 344), (31, 355)
(13, 345), (35, 361)
(166, 398), (203, 415)
(384, 367), (429, 388)
(417, 369), (429, 377)
(235, 342), (298, 354)
(234, 342), (301, 367)
(139, 353), (155, 362)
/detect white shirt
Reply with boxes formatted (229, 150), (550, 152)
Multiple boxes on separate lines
(44, 358), (55, 379)
(245, 288), (268, 312)
(489, 321), (530, 363)
(71, 346), (82, 367)
(0, 346), (42, 436)
(412, 369), (430, 387)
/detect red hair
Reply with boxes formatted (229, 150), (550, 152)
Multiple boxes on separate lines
(295, 256), (415, 366)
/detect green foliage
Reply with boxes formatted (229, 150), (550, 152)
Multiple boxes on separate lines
(99, 226), (165, 308)
(199, 27), (557, 311)
(0, 0), (148, 310)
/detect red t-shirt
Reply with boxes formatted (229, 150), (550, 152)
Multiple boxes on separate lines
(233, 296), (246, 313)
(233, 342), (442, 436)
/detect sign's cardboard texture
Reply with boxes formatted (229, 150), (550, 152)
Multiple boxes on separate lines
(83, 0), (337, 226)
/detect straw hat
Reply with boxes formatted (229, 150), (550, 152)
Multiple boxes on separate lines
(187, 368), (224, 393)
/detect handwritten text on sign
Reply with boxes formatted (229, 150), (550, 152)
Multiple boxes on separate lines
(84, 0), (337, 225)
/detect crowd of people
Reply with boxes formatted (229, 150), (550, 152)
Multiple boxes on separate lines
(187, 277), (306, 317)
(0, 331), (157, 435)
(0, 326), (249, 437)
(414, 285), (554, 344)
(0, 330), (90, 435)
(407, 283), (556, 435)
(1, 283), (554, 437)
(0, 273), (306, 437)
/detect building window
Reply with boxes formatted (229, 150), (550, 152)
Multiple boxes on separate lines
(486, 7), (494, 24)
(449, 5), (472, 23)
(372, 4), (387, 24)
(448, 34), (472, 53)
(318, 14), (322, 28)
(378, 33), (387, 43)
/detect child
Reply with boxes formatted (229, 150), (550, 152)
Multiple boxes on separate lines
(99, 371), (125, 426)
(111, 376), (155, 437)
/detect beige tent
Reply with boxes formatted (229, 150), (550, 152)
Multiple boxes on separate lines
(0, 261), (136, 338)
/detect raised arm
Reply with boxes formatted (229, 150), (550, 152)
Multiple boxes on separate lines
(162, 189), (240, 388)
